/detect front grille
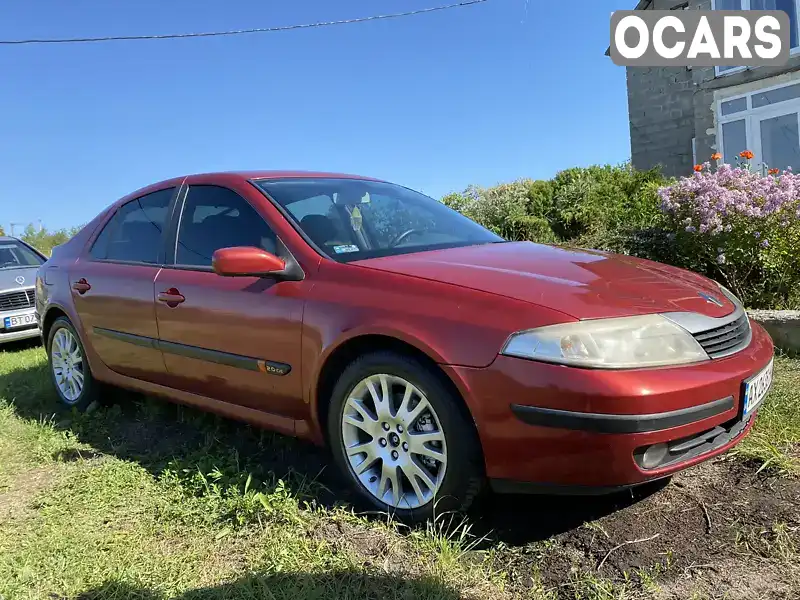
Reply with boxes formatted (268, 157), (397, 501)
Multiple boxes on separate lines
(0, 288), (35, 311)
(692, 312), (751, 359)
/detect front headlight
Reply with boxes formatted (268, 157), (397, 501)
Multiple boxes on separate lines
(501, 314), (709, 369)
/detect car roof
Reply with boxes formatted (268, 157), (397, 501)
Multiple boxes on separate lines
(199, 170), (385, 182)
(0, 236), (21, 243)
(117, 170), (387, 208)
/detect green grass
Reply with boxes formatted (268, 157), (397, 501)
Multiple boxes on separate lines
(0, 346), (508, 600)
(0, 344), (798, 599)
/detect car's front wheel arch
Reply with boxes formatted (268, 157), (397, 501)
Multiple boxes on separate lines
(315, 334), (480, 450)
(41, 306), (69, 345)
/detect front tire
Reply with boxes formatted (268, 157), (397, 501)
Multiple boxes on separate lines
(47, 317), (98, 411)
(327, 351), (484, 522)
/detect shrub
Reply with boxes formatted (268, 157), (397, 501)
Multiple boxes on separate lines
(657, 160), (800, 308)
(549, 164), (665, 245)
(442, 180), (556, 243)
(441, 163), (667, 251)
(20, 223), (81, 256)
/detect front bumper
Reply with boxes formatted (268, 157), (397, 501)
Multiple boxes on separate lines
(0, 308), (40, 344)
(0, 325), (40, 344)
(446, 321), (775, 492)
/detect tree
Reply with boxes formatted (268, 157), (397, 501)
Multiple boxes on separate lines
(21, 223), (81, 256)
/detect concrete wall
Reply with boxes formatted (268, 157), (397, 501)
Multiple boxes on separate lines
(627, 65), (695, 176)
(625, 0), (695, 177)
(749, 311), (800, 355)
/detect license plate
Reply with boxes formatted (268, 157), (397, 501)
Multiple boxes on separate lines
(2, 313), (36, 330)
(743, 358), (774, 416)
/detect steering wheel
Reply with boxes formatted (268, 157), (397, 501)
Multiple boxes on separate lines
(388, 228), (425, 248)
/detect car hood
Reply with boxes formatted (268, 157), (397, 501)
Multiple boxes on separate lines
(353, 242), (736, 320)
(0, 267), (38, 291)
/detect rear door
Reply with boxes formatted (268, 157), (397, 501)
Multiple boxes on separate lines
(71, 186), (177, 383)
(153, 183), (306, 420)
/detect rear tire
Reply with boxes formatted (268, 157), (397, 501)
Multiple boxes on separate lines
(47, 317), (99, 411)
(327, 351), (484, 523)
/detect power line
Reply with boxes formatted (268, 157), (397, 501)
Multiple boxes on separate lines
(0, 0), (490, 46)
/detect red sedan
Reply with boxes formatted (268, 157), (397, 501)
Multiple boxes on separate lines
(35, 171), (774, 521)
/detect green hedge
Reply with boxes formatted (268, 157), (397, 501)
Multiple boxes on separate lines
(442, 164), (665, 249)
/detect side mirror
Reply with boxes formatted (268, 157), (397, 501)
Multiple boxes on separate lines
(212, 246), (286, 277)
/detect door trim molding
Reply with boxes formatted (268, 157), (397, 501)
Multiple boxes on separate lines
(93, 327), (291, 376)
(93, 327), (158, 349)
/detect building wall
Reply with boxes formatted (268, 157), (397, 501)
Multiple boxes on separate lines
(625, 0), (800, 175)
(627, 65), (695, 176)
(625, 0), (695, 177)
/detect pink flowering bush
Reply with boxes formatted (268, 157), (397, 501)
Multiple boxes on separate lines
(657, 159), (800, 308)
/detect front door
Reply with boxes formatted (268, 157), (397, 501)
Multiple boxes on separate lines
(71, 187), (176, 383)
(154, 184), (306, 420)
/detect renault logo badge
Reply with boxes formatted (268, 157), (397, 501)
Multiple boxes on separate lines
(699, 291), (724, 307)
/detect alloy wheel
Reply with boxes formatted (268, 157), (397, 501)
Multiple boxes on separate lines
(51, 328), (85, 404)
(341, 373), (447, 509)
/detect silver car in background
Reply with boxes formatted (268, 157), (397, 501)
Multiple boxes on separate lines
(0, 236), (45, 344)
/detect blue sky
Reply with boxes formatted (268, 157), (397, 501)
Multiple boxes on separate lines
(1, 0), (631, 232)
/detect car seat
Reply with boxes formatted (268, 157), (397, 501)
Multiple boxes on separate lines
(300, 214), (341, 250)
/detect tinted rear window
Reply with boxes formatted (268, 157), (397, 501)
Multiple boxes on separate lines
(91, 188), (174, 263)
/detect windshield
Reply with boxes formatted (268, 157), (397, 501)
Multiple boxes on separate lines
(0, 241), (45, 269)
(254, 178), (503, 261)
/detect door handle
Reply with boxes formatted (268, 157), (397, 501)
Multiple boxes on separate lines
(157, 288), (185, 306)
(72, 278), (91, 294)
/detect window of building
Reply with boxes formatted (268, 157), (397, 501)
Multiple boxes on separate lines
(91, 188), (174, 263)
(175, 185), (278, 268)
(714, 0), (800, 75)
(717, 80), (800, 172)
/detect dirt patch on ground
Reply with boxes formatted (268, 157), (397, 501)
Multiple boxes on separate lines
(310, 517), (419, 576)
(654, 558), (796, 600)
(0, 466), (57, 524)
(484, 457), (800, 598)
(308, 517), (508, 599)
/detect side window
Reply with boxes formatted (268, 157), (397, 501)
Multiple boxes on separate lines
(89, 216), (114, 259)
(175, 186), (278, 268)
(91, 188), (174, 263)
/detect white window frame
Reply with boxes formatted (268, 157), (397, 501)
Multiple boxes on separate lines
(717, 79), (800, 171)
(712, 0), (800, 77)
